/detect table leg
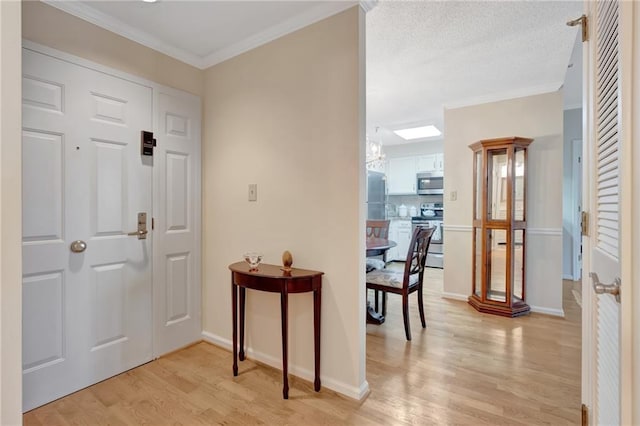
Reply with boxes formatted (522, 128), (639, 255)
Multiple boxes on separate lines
(239, 286), (246, 361)
(231, 282), (238, 376)
(313, 286), (321, 392)
(280, 289), (289, 399)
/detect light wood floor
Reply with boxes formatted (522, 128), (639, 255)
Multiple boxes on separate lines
(24, 268), (581, 425)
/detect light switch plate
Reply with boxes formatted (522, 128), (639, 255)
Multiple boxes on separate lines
(248, 184), (257, 201)
(450, 190), (457, 201)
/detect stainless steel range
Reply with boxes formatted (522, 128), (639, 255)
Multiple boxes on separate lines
(411, 202), (443, 268)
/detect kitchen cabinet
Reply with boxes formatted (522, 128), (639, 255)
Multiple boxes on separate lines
(416, 153), (444, 173)
(387, 157), (416, 194)
(387, 153), (444, 195)
(435, 153), (444, 171)
(388, 219), (412, 261)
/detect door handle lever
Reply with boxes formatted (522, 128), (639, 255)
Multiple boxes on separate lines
(589, 272), (621, 303)
(127, 229), (148, 238)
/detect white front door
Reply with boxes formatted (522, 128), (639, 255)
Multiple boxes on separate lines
(582, 0), (633, 423)
(22, 49), (153, 411)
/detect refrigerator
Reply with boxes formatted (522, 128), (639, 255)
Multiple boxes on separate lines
(367, 171), (387, 219)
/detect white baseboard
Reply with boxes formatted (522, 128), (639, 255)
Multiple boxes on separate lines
(441, 292), (468, 301)
(201, 331), (369, 401)
(529, 305), (565, 317)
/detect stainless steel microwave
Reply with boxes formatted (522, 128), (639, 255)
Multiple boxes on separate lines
(416, 172), (444, 195)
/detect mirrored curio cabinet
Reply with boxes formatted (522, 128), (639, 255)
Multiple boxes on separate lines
(469, 137), (533, 317)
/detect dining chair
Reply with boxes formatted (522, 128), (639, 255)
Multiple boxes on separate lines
(366, 219), (391, 311)
(365, 226), (434, 341)
(366, 220), (390, 239)
(365, 220), (390, 271)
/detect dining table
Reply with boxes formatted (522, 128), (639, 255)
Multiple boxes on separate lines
(366, 237), (397, 325)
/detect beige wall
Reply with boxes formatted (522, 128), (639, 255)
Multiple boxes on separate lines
(202, 7), (367, 397)
(443, 92), (564, 315)
(0, 1), (23, 423)
(22, 1), (204, 97)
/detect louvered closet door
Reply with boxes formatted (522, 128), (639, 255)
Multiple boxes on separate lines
(587, 0), (623, 424)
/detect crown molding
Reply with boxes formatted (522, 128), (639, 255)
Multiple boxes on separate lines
(43, 0), (360, 71)
(42, 0), (206, 69)
(443, 82), (562, 110)
(359, 0), (379, 13)
(201, 1), (356, 68)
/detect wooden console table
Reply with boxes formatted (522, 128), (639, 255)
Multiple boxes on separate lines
(229, 262), (324, 399)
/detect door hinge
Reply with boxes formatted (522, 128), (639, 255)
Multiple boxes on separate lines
(567, 14), (588, 42)
(581, 211), (589, 236)
(581, 403), (588, 426)
(152, 217), (155, 230)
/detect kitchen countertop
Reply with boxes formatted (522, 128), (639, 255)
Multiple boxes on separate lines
(387, 216), (441, 221)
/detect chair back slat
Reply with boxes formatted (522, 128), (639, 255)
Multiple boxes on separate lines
(403, 226), (434, 287)
(366, 220), (390, 239)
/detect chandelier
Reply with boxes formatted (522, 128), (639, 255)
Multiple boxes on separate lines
(366, 126), (386, 170)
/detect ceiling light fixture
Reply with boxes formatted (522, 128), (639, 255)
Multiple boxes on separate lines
(142, 0), (157, 3)
(394, 125), (441, 140)
(366, 126), (386, 170)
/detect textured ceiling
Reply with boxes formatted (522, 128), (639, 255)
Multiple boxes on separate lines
(367, 1), (582, 145)
(47, 0), (582, 147)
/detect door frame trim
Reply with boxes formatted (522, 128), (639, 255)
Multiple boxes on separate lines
(22, 40), (203, 361)
(632, 4), (640, 422)
(571, 138), (582, 281)
(580, 0), (594, 415)
(618, 2), (634, 423)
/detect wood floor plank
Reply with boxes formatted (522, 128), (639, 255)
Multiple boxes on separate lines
(23, 270), (581, 425)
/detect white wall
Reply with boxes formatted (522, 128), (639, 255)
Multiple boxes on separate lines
(443, 91), (564, 316)
(201, 7), (367, 398)
(0, 1), (23, 423)
(562, 108), (582, 280)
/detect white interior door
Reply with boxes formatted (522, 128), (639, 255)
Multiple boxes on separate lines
(582, 0), (632, 423)
(22, 49), (153, 411)
(153, 89), (202, 355)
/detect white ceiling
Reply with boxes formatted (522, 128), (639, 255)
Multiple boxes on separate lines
(46, 0), (358, 68)
(45, 0), (582, 147)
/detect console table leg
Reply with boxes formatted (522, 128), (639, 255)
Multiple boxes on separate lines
(231, 282), (238, 377)
(239, 287), (246, 361)
(280, 290), (289, 399)
(313, 286), (321, 392)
